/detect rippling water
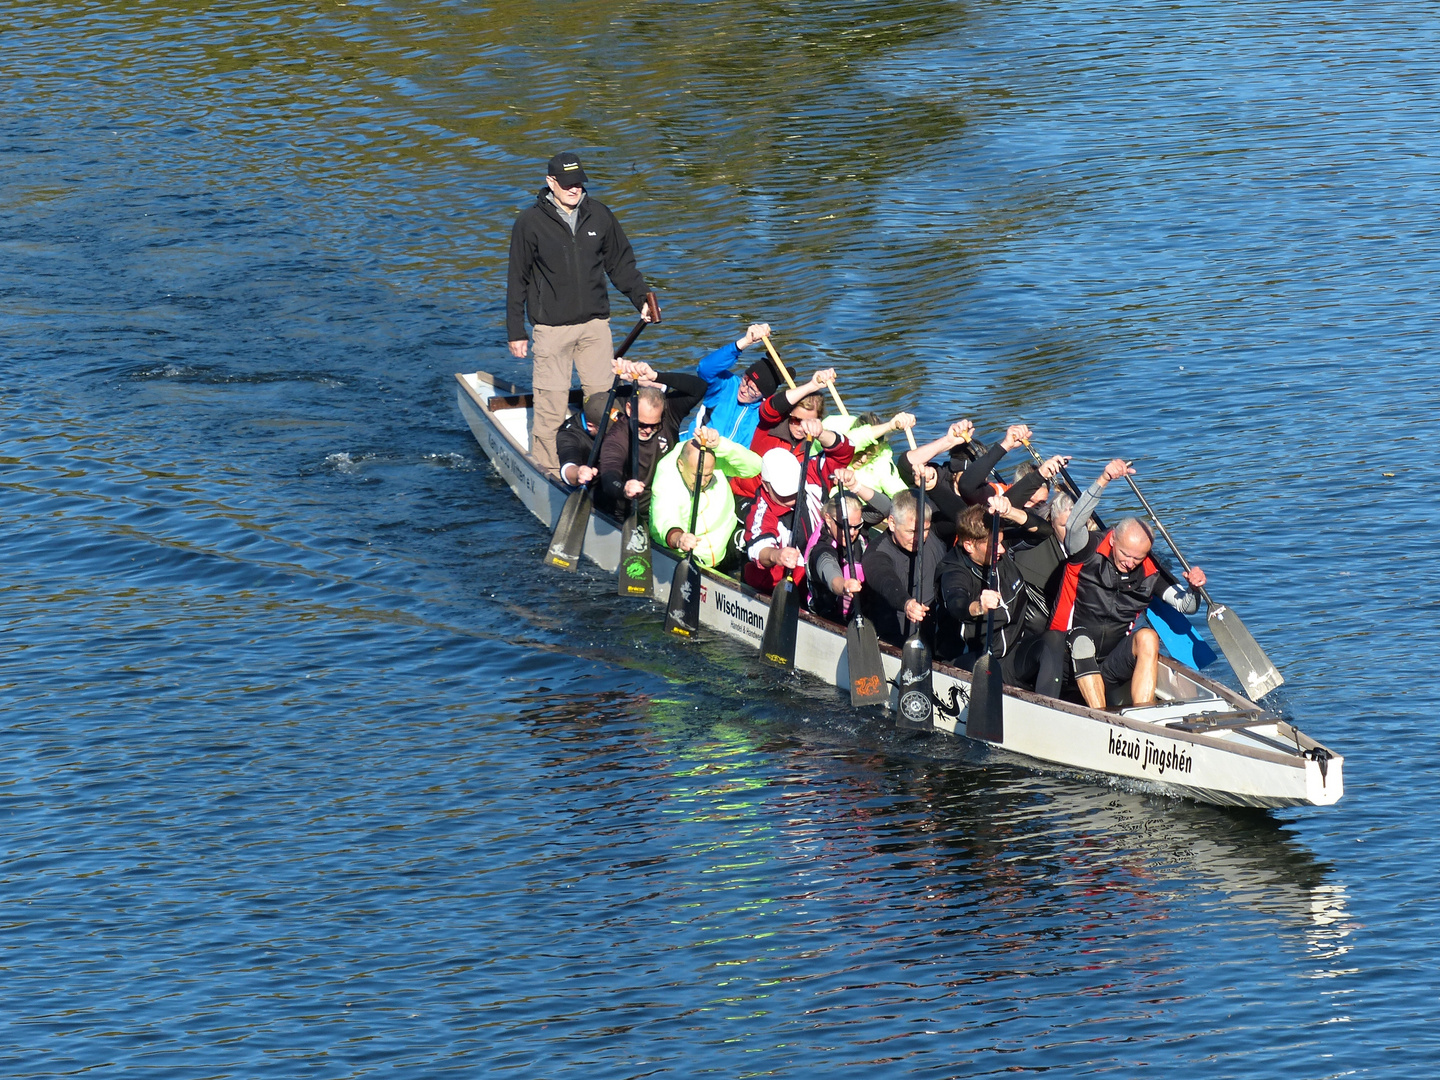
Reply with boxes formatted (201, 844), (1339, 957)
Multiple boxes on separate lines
(3, 1), (1438, 1075)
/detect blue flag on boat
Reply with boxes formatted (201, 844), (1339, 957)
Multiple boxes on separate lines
(1146, 597), (1218, 670)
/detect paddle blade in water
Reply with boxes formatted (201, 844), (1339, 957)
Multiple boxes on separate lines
(544, 488), (590, 571)
(846, 615), (887, 707)
(761, 579), (799, 668)
(663, 558), (702, 637)
(1207, 603), (1283, 701)
(617, 512), (653, 597)
(965, 652), (1004, 742)
(896, 634), (933, 731)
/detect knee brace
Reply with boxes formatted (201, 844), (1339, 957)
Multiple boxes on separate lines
(1068, 628), (1099, 678)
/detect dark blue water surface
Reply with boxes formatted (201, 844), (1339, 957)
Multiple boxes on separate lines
(3, 1), (1438, 1075)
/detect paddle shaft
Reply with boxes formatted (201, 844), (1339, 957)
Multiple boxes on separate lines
(982, 505), (1001, 654)
(685, 446), (706, 549)
(837, 487), (859, 618)
(760, 336), (797, 390)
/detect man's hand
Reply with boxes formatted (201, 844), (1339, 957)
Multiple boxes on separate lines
(629, 361), (658, 384)
(1100, 457), (1135, 485)
(739, 323), (770, 349)
(1039, 454), (1070, 480)
(889, 412), (916, 433)
(986, 493), (1014, 519)
(1001, 423), (1033, 450)
(694, 425), (721, 450)
(510, 340), (529, 360)
(797, 418), (825, 441)
(624, 479), (646, 498)
(575, 465), (597, 486)
(842, 577), (863, 595)
(809, 367), (837, 390)
(1184, 566), (1206, 589)
(678, 532), (699, 553)
(919, 464), (937, 490)
(778, 546), (802, 570)
(948, 419), (974, 443)
(978, 589), (1002, 613)
(904, 599), (929, 624)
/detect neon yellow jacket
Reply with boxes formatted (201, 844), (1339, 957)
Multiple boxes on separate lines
(822, 415), (908, 498)
(649, 437), (761, 567)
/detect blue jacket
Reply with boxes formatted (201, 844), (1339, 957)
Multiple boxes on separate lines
(678, 341), (765, 445)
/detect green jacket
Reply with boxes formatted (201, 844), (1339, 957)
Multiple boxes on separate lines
(822, 415), (908, 498)
(649, 437), (762, 567)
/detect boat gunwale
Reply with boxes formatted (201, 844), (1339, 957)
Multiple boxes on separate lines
(456, 370), (1337, 777)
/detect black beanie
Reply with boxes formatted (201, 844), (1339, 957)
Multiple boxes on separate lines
(744, 359), (779, 397)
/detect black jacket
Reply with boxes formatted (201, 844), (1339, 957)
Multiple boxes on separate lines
(506, 190), (649, 340)
(938, 546), (1032, 660)
(556, 413), (595, 475)
(860, 530), (947, 647)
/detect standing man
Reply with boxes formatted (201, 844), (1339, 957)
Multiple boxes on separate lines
(506, 150), (655, 479)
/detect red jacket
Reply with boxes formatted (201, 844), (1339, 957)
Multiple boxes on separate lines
(732, 391), (855, 500)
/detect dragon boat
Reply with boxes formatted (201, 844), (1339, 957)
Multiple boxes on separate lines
(457, 369), (1343, 810)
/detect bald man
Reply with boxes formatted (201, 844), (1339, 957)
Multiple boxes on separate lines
(1041, 509), (1206, 711)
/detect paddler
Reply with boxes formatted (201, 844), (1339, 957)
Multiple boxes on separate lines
(860, 489), (946, 647)
(937, 498), (1048, 687)
(506, 151), (655, 482)
(649, 426), (760, 573)
(677, 322), (783, 446)
(821, 411), (916, 498)
(734, 368), (855, 518)
(741, 448), (807, 594)
(1037, 504), (1206, 711)
(805, 472), (890, 624)
(595, 361), (706, 519)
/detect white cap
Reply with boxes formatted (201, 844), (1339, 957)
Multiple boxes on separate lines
(760, 447), (801, 497)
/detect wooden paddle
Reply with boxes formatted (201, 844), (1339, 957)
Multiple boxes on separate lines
(895, 427), (934, 731)
(617, 390), (654, 597)
(837, 487), (886, 707)
(965, 506), (1005, 742)
(663, 444), (708, 637)
(1123, 475), (1283, 701)
(760, 335), (797, 389)
(542, 301), (656, 571)
(761, 439), (810, 669)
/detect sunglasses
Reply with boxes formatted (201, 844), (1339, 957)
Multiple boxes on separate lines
(637, 420), (661, 433)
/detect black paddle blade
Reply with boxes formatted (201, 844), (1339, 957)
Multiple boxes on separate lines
(896, 634), (934, 731)
(846, 615), (887, 707)
(617, 513), (653, 597)
(663, 558), (702, 637)
(544, 488), (590, 571)
(761, 580), (799, 668)
(965, 652), (1005, 742)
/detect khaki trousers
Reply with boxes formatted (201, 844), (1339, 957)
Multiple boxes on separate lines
(530, 318), (614, 476)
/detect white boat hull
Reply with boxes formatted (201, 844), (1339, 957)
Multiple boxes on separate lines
(457, 371), (1343, 809)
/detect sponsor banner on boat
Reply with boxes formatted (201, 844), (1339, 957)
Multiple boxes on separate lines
(702, 582), (766, 643)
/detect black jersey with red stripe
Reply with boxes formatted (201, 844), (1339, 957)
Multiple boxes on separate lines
(1048, 530), (1162, 638)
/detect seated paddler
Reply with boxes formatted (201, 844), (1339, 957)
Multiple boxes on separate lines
(596, 359), (707, 519)
(860, 489), (945, 648)
(733, 367), (854, 502)
(649, 425), (760, 574)
(677, 321), (782, 446)
(806, 470), (890, 624)
(820, 411), (916, 499)
(741, 448), (807, 595)
(937, 498), (1047, 689)
(1036, 504), (1206, 712)
(556, 390), (612, 488)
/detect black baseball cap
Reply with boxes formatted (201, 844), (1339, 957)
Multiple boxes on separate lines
(547, 151), (588, 187)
